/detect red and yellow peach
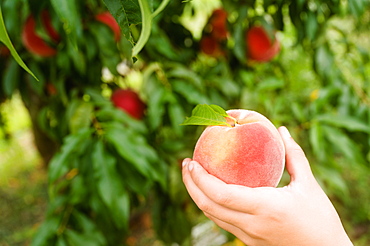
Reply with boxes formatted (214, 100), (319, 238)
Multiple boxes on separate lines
(193, 109), (285, 188)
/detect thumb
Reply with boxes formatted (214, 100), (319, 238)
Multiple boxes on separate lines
(278, 126), (315, 184)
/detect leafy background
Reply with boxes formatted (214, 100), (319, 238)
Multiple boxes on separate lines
(0, 0), (369, 245)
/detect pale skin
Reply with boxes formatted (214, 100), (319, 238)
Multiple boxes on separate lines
(182, 126), (353, 246)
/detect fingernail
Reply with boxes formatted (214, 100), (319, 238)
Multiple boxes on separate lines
(182, 159), (190, 167)
(188, 161), (194, 171)
(280, 126), (291, 138)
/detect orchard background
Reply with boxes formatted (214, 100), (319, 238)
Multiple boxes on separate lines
(0, 0), (370, 245)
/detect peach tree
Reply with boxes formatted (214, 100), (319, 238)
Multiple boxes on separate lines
(1, 0), (370, 244)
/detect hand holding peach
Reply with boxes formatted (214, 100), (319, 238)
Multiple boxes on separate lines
(182, 127), (353, 246)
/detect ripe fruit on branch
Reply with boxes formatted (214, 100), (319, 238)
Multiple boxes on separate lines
(200, 36), (224, 57)
(209, 8), (228, 41)
(95, 12), (121, 42)
(22, 12), (60, 57)
(40, 10), (61, 43)
(0, 45), (10, 57)
(187, 107), (285, 188)
(111, 89), (146, 120)
(45, 83), (57, 96)
(246, 26), (280, 62)
(200, 8), (228, 57)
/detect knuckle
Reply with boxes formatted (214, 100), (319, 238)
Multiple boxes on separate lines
(197, 200), (212, 213)
(248, 212), (284, 239)
(248, 225), (264, 240)
(291, 147), (305, 157)
(213, 191), (232, 206)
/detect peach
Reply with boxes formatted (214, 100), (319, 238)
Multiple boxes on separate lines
(111, 89), (146, 120)
(200, 36), (224, 57)
(40, 10), (61, 43)
(209, 8), (228, 41)
(95, 12), (121, 42)
(193, 109), (285, 187)
(246, 26), (280, 62)
(22, 15), (57, 57)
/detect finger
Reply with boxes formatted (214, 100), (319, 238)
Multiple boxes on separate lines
(278, 126), (314, 183)
(182, 160), (251, 224)
(205, 213), (255, 246)
(182, 158), (192, 167)
(183, 160), (275, 214)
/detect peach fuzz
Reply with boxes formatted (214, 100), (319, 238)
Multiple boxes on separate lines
(193, 109), (285, 188)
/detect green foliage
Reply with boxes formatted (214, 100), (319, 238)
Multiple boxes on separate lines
(103, 0), (142, 43)
(1, 0), (370, 245)
(0, 6), (37, 80)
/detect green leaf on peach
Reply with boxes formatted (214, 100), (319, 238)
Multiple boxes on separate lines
(181, 104), (231, 127)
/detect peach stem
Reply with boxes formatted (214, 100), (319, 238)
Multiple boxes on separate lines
(226, 116), (237, 127)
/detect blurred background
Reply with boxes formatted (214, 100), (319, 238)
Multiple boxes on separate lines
(0, 0), (369, 245)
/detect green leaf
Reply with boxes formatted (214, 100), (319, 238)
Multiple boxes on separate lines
(291, 102), (306, 123)
(146, 83), (166, 130)
(118, 157), (152, 194)
(152, 195), (193, 244)
(92, 141), (122, 210)
(305, 11), (318, 41)
(0, 6), (37, 80)
(95, 106), (147, 134)
(181, 104), (232, 127)
(167, 65), (203, 89)
(69, 175), (87, 204)
(73, 212), (96, 233)
(169, 102), (186, 136)
(309, 121), (326, 162)
(49, 129), (92, 183)
(213, 77), (240, 98)
(65, 229), (105, 246)
(68, 101), (94, 134)
(104, 123), (151, 177)
(103, 121), (167, 188)
(317, 114), (370, 133)
(316, 165), (349, 195)
(89, 22), (121, 74)
(172, 80), (210, 105)
(93, 141), (131, 229)
(51, 0), (83, 49)
(323, 125), (365, 164)
(232, 6), (248, 64)
(72, 211), (107, 244)
(66, 38), (86, 74)
(348, 0), (367, 17)
(168, 160), (188, 204)
(31, 216), (61, 246)
(114, 192), (130, 229)
(56, 237), (68, 246)
(1, 0), (23, 38)
(144, 74), (173, 130)
(27, 61), (46, 96)
(2, 58), (20, 97)
(314, 43), (334, 78)
(257, 77), (285, 91)
(84, 88), (110, 105)
(103, 0), (130, 43)
(103, 0), (143, 44)
(208, 104), (229, 117)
